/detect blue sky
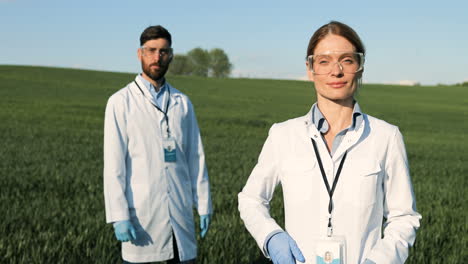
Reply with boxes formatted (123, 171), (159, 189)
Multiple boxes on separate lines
(1, 0), (467, 85)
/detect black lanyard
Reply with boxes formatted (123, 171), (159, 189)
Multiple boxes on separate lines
(311, 138), (347, 236)
(134, 81), (171, 137)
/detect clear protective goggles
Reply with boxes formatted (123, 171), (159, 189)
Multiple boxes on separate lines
(307, 51), (365, 75)
(141, 46), (173, 59)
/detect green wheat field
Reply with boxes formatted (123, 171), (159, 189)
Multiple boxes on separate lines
(0, 65), (466, 263)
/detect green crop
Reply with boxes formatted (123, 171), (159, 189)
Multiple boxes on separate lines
(0, 65), (466, 263)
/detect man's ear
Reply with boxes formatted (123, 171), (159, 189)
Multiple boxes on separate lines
(168, 54), (173, 64)
(137, 48), (142, 61)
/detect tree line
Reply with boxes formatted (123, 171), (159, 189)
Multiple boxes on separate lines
(168, 48), (233, 78)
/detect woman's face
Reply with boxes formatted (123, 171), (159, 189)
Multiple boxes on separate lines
(306, 34), (362, 103)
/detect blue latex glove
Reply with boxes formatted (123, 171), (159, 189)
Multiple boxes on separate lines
(267, 232), (305, 264)
(363, 259), (376, 264)
(200, 214), (211, 238)
(113, 220), (137, 242)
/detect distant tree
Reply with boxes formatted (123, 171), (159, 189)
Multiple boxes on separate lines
(168, 54), (193, 75)
(209, 48), (232, 78)
(187, 48), (210, 77)
(169, 47), (233, 78)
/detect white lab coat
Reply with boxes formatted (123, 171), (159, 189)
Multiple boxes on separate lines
(104, 76), (212, 263)
(238, 108), (421, 264)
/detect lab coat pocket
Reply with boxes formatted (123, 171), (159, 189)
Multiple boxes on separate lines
(352, 160), (382, 207)
(280, 158), (317, 201)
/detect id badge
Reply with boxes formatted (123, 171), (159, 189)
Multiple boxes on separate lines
(315, 236), (346, 264)
(163, 137), (176, 162)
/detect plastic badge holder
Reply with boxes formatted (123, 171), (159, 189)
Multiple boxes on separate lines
(314, 235), (346, 264)
(163, 137), (176, 162)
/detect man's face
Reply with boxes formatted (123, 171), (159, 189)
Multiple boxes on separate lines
(138, 38), (172, 82)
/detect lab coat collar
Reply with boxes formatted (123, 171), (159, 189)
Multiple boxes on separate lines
(303, 105), (366, 161)
(165, 82), (179, 111)
(132, 75), (179, 111)
(133, 75), (152, 98)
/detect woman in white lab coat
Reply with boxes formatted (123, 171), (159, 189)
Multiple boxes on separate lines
(238, 21), (421, 264)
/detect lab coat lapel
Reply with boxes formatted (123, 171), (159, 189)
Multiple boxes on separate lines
(304, 110), (334, 168)
(304, 109), (336, 216)
(305, 113), (322, 146)
(134, 76), (153, 101)
(166, 83), (179, 112)
(304, 109), (330, 159)
(132, 76), (166, 124)
(332, 116), (366, 161)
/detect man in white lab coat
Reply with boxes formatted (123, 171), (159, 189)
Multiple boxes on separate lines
(104, 25), (212, 264)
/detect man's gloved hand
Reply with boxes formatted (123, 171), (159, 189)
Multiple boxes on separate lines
(267, 232), (305, 264)
(363, 259), (376, 264)
(113, 220), (137, 242)
(200, 214), (211, 238)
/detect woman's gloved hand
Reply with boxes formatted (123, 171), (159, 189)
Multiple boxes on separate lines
(267, 232), (305, 264)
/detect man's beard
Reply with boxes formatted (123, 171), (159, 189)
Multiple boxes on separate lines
(142, 61), (169, 82)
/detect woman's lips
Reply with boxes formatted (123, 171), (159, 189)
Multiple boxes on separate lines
(327, 82), (347, 88)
